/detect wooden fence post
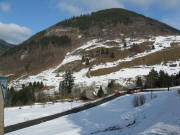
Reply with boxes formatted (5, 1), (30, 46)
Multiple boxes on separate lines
(0, 88), (4, 135)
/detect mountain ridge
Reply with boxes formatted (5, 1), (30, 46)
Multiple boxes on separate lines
(0, 39), (13, 53)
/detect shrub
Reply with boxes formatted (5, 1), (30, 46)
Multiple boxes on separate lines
(132, 95), (146, 107)
(139, 95), (146, 105)
(177, 90), (180, 96)
(133, 96), (139, 107)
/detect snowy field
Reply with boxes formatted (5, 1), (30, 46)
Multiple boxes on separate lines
(5, 101), (84, 126)
(6, 91), (180, 135)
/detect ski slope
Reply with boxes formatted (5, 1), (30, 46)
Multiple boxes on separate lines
(6, 91), (180, 135)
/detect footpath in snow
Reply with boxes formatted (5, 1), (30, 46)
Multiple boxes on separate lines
(6, 91), (180, 135)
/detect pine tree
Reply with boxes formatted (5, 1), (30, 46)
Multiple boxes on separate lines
(110, 52), (115, 58)
(85, 58), (90, 65)
(105, 49), (109, 55)
(152, 45), (155, 49)
(101, 48), (104, 54)
(136, 77), (143, 87)
(59, 70), (75, 95)
(158, 70), (169, 87)
(81, 55), (85, 63)
(29, 82), (33, 87)
(145, 69), (158, 88)
(97, 86), (104, 97)
(40, 82), (44, 89)
(22, 84), (25, 89)
(123, 41), (127, 48)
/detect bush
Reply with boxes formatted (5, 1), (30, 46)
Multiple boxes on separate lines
(177, 90), (180, 96)
(133, 96), (139, 107)
(132, 95), (146, 107)
(140, 95), (146, 105)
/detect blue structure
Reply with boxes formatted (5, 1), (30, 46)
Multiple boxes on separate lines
(0, 77), (8, 104)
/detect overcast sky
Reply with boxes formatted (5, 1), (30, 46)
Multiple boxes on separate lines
(0, 0), (180, 44)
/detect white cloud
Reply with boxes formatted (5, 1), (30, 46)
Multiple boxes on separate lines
(57, 2), (83, 16)
(56, 0), (180, 16)
(80, 0), (124, 11)
(56, 0), (124, 16)
(55, 0), (180, 30)
(0, 22), (32, 44)
(0, 2), (11, 12)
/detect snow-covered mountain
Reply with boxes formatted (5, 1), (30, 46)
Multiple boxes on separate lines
(9, 35), (180, 94)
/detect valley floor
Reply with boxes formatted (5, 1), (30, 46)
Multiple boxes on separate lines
(5, 91), (180, 135)
(5, 101), (84, 126)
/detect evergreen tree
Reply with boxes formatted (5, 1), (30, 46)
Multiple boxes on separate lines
(158, 70), (169, 87)
(33, 82), (37, 87)
(29, 82), (33, 87)
(152, 45), (155, 49)
(22, 84), (25, 89)
(81, 55), (85, 63)
(110, 52), (115, 58)
(136, 77), (143, 87)
(145, 69), (158, 88)
(105, 49), (109, 55)
(59, 70), (75, 95)
(85, 58), (90, 65)
(97, 86), (104, 97)
(123, 41), (127, 48)
(101, 48), (105, 54)
(40, 82), (44, 89)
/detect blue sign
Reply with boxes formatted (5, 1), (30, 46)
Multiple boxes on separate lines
(0, 77), (8, 104)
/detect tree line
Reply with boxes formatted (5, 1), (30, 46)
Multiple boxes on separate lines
(6, 81), (44, 106)
(58, 8), (139, 30)
(136, 69), (180, 88)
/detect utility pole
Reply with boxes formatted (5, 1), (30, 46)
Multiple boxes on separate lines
(0, 89), (4, 135)
(0, 77), (8, 135)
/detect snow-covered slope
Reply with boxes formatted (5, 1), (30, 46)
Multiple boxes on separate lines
(6, 91), (180, 135)
(9, 35), (180, 93)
